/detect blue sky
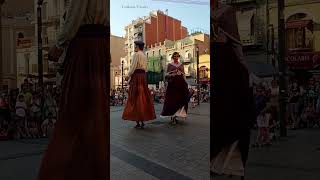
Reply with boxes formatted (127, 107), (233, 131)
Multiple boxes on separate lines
(110, 0), (210, 37)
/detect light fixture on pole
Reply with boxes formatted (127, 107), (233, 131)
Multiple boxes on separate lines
(278, 0), (287, 137)
(0, 0), (5, 90)
(196, 45), (200, 105)
(121, 60), (124, 90)
(121, 60), (124, 105)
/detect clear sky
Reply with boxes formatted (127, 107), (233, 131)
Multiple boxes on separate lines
(110, 0), (210, 37)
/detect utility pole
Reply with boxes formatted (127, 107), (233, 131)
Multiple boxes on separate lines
(0, 0), (5, 90)
(278, 0), (287, 137)
(121, 60), (124, 105)
(161, 56), (165, 83)
(196, 45), (200, 105)
(37, 0), (44, 89)
(266, 0), (270, 64)
(121, 60), (124, 91)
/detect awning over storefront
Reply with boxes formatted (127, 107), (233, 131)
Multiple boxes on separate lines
(286, 20), (313, 31)
(247, 62), (275, 77)
(199, 77), (210, 84)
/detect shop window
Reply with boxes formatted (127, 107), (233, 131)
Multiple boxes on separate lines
(199, 66), (209, 79)
(286, 13), (314, 51)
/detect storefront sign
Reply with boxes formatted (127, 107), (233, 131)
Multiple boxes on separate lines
(285, 52), (320, 70)
(17, 38), (33, 48)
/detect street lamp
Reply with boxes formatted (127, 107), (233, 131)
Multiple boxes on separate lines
(160, 56), (165, 82)
(37, 0), (44, 88)
(196, 45), (200, 105)
(278, 0), (287, 137)
(0, 0), (5, 90)
(121, 60), (124, 105)
(121, 60), (124, 90)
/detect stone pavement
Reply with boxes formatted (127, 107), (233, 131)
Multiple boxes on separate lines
(0, 103), (210, 180)
(110, 103), (210, 180)
(213, 129), (320, 180)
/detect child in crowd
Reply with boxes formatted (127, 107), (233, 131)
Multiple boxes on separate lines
(41, 112), (56, 139)
(0, 122), (8, 140)
(300, 100), (316, 128)
(190, 95), (196, 108)
(15, 94), (28, 139)
(254, 107), (272, 147)
(28, 120), (39, 138)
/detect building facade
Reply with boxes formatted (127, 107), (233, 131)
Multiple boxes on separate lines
(123, 10), (189, 77)
(145, 32), (210, 85)
(223, 0), (265, 48)
(26, 0), (70, 88)
(199, 54), (210, 85)
(110, 35), (126, 89)
(1, 15), (34, 89)
(267, 0), (320, 72)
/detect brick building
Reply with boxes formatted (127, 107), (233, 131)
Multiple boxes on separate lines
(144, 10), (188, 47)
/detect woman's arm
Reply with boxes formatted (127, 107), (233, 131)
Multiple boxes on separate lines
(56, 0), (89, 48)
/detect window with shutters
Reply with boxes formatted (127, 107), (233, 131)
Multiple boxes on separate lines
(32, 64), (38, 74)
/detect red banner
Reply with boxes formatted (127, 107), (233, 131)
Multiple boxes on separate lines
(17, 38), (33, 48)
(285, 52), (320, 70)
(199, 77), (210, 82)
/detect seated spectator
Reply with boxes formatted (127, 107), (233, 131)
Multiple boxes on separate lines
(28, 120), (39, 138)
(41, 112), (56, 138)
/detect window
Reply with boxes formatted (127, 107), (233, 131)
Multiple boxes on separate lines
(286, 13), (313, 50)
(152, 51), (155, 57)
(42, 2), (48, 20)
(250, 15), (255, 36)
(32, 64), (38, 74)
(18, 32), (24, 39)
(185, 50), (189, 59)
(199, 66), (209, 79)
(159, 49), (161, 56)
(147, 52), (149, 57)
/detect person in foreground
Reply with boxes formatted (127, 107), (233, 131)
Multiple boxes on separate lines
(37, 0), (109, 179)
(160, 52), (190, 125)
(122, 41), (156, 128)
(211, 1), (255, 180)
